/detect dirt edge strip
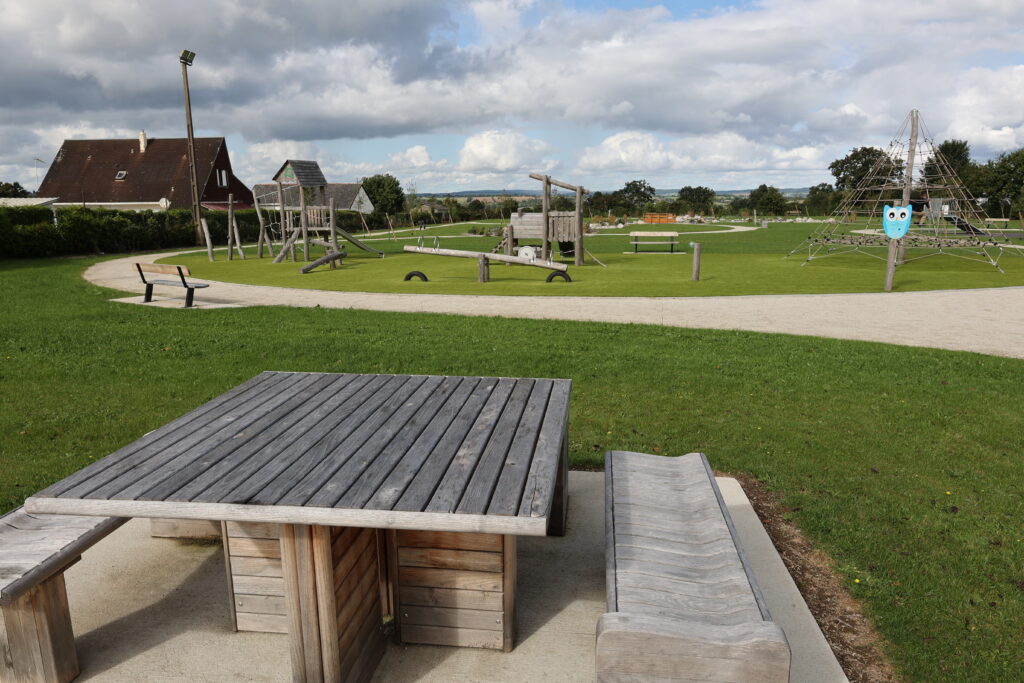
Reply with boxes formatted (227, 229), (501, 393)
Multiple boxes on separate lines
(730, 473), (901, 683)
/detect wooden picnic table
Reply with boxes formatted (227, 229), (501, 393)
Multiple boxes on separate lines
(26, 371), (572, 682)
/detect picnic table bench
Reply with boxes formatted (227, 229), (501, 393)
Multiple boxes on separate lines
(629, 231), (680, 253)
(1, 507), (125, 683)
(134, 263), (209, 307)
(597, 451), (790, 682)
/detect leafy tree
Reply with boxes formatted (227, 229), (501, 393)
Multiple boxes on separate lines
(499, 197), (519, 216)
(619, 179), (655, 212)
(728, 196), (750, 214)
(748, 184), (787, 215)
(677, 186), (716, 215)
(0, 181), (31, 198)
(442, 195), (461, 222)
(361, 173), (405, 215)
(829, 147), (895, 191)
(587, 191), (620, 215)
(551, 194), (574, 211)
(934, 139), (972, 180)
(804, 183), (838, 216)
(983, 149), (1024, 218)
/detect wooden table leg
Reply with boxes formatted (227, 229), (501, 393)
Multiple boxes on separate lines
(547, 423), (570, 537)
(280, 524), (385, 683)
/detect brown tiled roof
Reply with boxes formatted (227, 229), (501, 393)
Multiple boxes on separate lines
(37, 137), (249, 209)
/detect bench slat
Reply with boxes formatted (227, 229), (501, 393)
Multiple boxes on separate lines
(137, 263), (192, 276)
(0, 508), (126, 606)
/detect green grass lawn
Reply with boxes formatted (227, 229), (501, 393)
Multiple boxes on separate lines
(161, 220), (1024, 297)
(2, 256), (1022, 680)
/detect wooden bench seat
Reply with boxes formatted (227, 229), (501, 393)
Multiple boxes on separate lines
(134, 263), (209, 308)
(1, 507), (125, 682)
(629, 231), (680, 253)
(597, 451), (790, 682)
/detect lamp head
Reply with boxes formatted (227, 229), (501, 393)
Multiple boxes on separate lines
(179, 50), (196, 66)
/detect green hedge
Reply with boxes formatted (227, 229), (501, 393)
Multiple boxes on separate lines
(0, 205), (409, 259)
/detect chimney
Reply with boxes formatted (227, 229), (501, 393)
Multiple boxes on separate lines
(139, 130), (147, 153)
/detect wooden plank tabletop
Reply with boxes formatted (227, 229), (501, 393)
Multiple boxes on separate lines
(26, 372), (571, 536)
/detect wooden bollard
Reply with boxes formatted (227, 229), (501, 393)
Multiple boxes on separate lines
(884, 238), (898, 291)
(691, 242), (702, 281)
(477, 255), (490, 282)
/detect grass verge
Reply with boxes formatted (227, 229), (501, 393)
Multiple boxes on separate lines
(1, 256), (1022, 680)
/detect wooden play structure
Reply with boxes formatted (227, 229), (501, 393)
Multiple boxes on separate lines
(497, 174), (590, 265)
(251, 160), (383, 272)
(642, 213), (676, 224)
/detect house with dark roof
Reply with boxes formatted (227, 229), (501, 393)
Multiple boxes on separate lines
(37, 131), (252, 211)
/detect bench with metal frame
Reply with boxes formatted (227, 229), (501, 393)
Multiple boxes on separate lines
(628, 231), (680, 253)
(134, 263), (209, 308)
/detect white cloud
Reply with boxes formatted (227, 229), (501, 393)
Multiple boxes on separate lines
(458, 130), (552, 173)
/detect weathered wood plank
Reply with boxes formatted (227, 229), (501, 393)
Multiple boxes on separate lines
(149, 518), (221, 538)
(398, 568), (502, 592)
(38, 372), (279, 497)
(313, 525), (342, 682)
(225, 522), (280, 540)
(106, 374), (339, 501)
(458, 380), (546, 515)
(502, 534), (516, 652)
(394, 531), (502, 553)
(157, 373), (361, 502)
(398, 586), (503, 611)
(232, 575), (286, 597)
(230, 556), (283, 578)
(235, 594), (287, 615)
(228, 537), (281, 559)
(397, 547), (502, 573)
(400, 605), (503, 631)
(333, 529), (375, 594)
(203, 374), (385, 504)
(400, 624), (503, 649)
(334, 376), (467, 509)
(73, 373), (315, 500)
(420, 378), (519, 514)
(365, 378), (486, 511)
(305, 376), (449, 507)
(516, 379), (572, 518)
(485, 379), (555, 515)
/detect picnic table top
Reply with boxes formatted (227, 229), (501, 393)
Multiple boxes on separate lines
(26, 371), (572, 536)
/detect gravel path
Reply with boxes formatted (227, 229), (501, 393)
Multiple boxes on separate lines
(87, 251), (1024, 360)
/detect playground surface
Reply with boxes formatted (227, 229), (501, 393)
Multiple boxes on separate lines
(89, 250), (1024, 359)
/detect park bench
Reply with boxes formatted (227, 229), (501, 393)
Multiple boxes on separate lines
(1, 507), (125, 683)
(596, 451), (790, 682)
(134, 263), (209, 308)
(629, 231), (680, 253)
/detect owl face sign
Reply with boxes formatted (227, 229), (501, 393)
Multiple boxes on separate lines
(883, 204), (912, 239)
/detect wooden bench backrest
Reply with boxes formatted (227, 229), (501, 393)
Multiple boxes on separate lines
(629, 231), (678, 237)
(136, 263), (191, 276)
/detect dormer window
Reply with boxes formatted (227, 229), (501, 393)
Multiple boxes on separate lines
(115, 170), (127, 181)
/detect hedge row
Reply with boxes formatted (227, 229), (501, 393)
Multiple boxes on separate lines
(0, 206), (396, 259)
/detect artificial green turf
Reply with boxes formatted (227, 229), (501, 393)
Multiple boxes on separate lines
(2, 256), (1022, 680)
(161, 220), (1024, 297)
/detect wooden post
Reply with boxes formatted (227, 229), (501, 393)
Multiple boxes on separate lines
(298, 187), (310, 262)
(329, 198), (339, 269)
(884, 238), (898, 291)
(200, 218), (214, 261)
(541, 176), (551, 261)
(232, 216), (245, 259)
(477, 255), (490, 283)
(226, 195), (234, 261)
(898, 109), (919, 265)
(2, 574), (80, 683)
(692, 242), (701, 281)
(275, 181), (286, 250)
(226, 193), (244, 260)
(574, 187), (584, 266)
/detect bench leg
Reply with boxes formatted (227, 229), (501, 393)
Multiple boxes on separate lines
(184, 288), (195, 308)
(547, 423), (570, 537)
(143, 283), (154, 303)
(1, 573), (79, 683)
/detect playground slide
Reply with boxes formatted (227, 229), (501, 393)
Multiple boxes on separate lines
(943, 215), (986, 236)
(336, 227), (385, 256)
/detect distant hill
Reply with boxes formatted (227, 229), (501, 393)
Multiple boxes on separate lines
(420, 187), (812, 198)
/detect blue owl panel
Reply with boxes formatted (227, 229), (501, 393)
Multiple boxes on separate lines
(883, 205), (912, 239)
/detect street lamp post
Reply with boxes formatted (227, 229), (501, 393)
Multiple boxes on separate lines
(179, 49), (204, 246)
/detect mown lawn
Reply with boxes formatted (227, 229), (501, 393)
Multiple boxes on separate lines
(161, 220), (1024, 297)
(1, 256), (1022, 680)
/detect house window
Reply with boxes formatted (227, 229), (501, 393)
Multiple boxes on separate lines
(115, 170), (127, 181)
(217, 169), (228, 188)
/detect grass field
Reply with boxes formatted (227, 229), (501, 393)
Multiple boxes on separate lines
(2, 255), (1022, 680)
(161, 219), (1024, 297)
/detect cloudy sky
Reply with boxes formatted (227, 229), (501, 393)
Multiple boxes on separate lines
(3, 0), (1024, 193)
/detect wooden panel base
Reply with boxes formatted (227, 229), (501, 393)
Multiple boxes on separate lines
(392, 530), (515, 651)
(222, 522), (286, 633)
(149, 518), (221, 539)
(0, 573), (78, 683)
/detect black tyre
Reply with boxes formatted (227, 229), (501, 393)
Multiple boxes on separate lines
(546, 271), (571, 283)
(404, 271), (428, 281)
